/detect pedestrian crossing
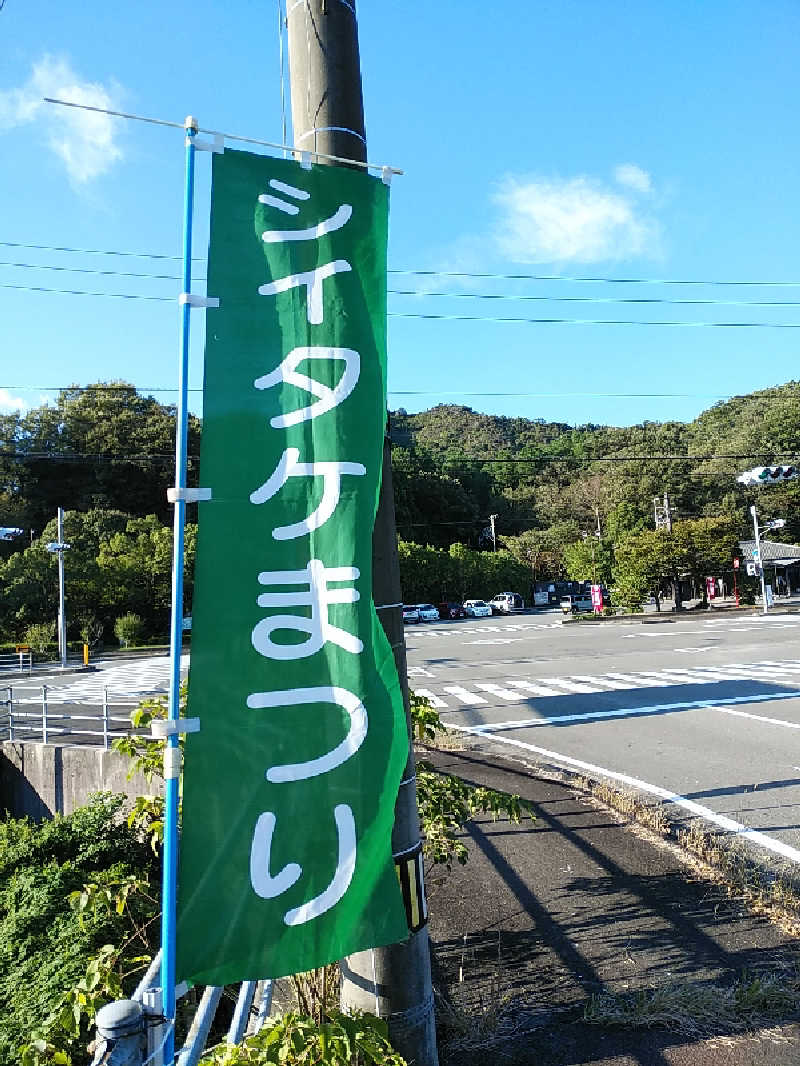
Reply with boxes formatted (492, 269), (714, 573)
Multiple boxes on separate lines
(407, 621), (562, 639)
(411, 659), (800, 710)
(18, 655), (190, 704)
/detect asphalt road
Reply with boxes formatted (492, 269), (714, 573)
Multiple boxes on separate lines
(8, 612), (800, 867)
(404, 608), (800, 866)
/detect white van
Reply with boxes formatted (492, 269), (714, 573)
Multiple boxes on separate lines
(489, 592), (524, 614)
(560, 592), (593, 614)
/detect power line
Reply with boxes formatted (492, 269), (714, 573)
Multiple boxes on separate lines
(2, 450), (796, 466)
(0, 260), (195, 283)
(0, 283), (173, 302)
(4, 281), (800, 327)
(390, 311), (800, 329)
(5, 261), (800, 309)
(0, 383), (737, 400)
(4, 240), (800, 287)
(390, 269), (800, 288)
(388, 288), (800, 310)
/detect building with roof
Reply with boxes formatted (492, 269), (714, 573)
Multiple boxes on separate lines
(738, 538), (800, 595)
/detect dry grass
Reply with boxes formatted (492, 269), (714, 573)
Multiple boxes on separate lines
(584, 969), (800, 1037)
(565, 772), (800, 936)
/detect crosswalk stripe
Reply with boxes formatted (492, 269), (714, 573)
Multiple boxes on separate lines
(475, 682), (528, 701)
(535, 677), (600, 693)
(507, 679), (563, 697)
(413, 688), (447, 709)
(442, 685), (487, 705)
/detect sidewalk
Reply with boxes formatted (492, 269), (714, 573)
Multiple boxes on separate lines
(424, 747), (800, 1066)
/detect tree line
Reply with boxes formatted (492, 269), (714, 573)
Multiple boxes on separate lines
(1, 381), (797, 643)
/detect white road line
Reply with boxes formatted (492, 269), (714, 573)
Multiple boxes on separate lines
(475, 682), (529, 701)
(453, 689), (800, 733)
(442, 685), (487, 705)
(447, 725), (800, 865)
(413, 688), (447, 709)
(567, 673), (644, 691)
(507, 679), (564, 697)
(535, 677), (600, 694)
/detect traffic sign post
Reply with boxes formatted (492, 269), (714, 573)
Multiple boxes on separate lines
(750, 505), (769, 615)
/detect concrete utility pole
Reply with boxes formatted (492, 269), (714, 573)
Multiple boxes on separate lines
(489, 513), (498, 551)
(285, 5), (438, 1065)
(750, 504), (769, 614)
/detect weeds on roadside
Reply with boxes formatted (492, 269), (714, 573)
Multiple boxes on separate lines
(585, 968), (800, 1037)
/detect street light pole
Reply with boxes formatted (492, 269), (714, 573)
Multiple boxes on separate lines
(750, 504), (768, 615)
(46, 508), (71, 670)
(57, 507), (66, 668)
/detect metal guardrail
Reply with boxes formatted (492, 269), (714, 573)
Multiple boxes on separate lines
(94, 948), (274, 1066)
(0, 650), (32, 675)
(2, 685), (140, 748)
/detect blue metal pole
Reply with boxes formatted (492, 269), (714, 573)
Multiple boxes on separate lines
(162, 115), (197, 1065)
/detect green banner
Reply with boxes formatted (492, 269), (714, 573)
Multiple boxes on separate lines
(176, 150), (409, 985)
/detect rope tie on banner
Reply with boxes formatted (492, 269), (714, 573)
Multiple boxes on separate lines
(374, 602), (402, 611)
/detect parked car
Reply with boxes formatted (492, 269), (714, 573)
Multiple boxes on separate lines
(438, 601), (466, 620)
(560, 592), (593, 614)
(463, 599), (492, 618)
(416, 603), (440, 622)
(402, 605), (420, 624)
(489, 592), (524, 614)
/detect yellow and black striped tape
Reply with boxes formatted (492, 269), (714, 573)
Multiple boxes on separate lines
(394, 842), (428, 932)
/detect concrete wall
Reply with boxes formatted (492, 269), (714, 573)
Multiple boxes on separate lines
(1, 741), (159, 820)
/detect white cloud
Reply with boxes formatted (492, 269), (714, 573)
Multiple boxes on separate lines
(614, 163), (652, 194)
(0, 55), (123, 183)
(0, 389), (27, 414)
(492, 172), (660, 264)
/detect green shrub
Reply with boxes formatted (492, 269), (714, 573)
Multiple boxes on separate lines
(113, 613), (143, 649)
(199, 1011), (407, 1066)
(23, 622), (55, 657)
(1, 795), (159, 1066)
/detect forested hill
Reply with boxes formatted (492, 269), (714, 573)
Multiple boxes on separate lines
(389, 382), (800, 548)
(2, 379), (800, 557)
(1, 380), (799, 641)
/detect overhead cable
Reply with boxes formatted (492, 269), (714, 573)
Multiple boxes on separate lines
(3, 241), (800, 287)
(3, 282), (799, 327)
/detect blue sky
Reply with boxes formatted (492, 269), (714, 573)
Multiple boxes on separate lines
(1, 1), (799, 428)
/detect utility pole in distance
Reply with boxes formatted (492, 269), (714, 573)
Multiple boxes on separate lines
(285, 5), (438, 1065)
(45, 507), (71, 669)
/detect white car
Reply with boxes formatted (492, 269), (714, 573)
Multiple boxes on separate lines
(402, 605), (420, 625)
(463, 599), (492, 618)
(416, 603), (440, 622)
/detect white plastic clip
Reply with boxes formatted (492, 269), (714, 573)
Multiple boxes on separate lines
(167, 487), (212, 504)
(151, 718), (201, 739)
(192, 133), (224, 154)
(300, 150), (312, 171)
(179, 294), (220, 308)
(381, 166), (392, 186)
(164, 746), (182, 780)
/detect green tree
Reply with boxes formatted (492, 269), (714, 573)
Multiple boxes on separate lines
(563, 537), (614, 586)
